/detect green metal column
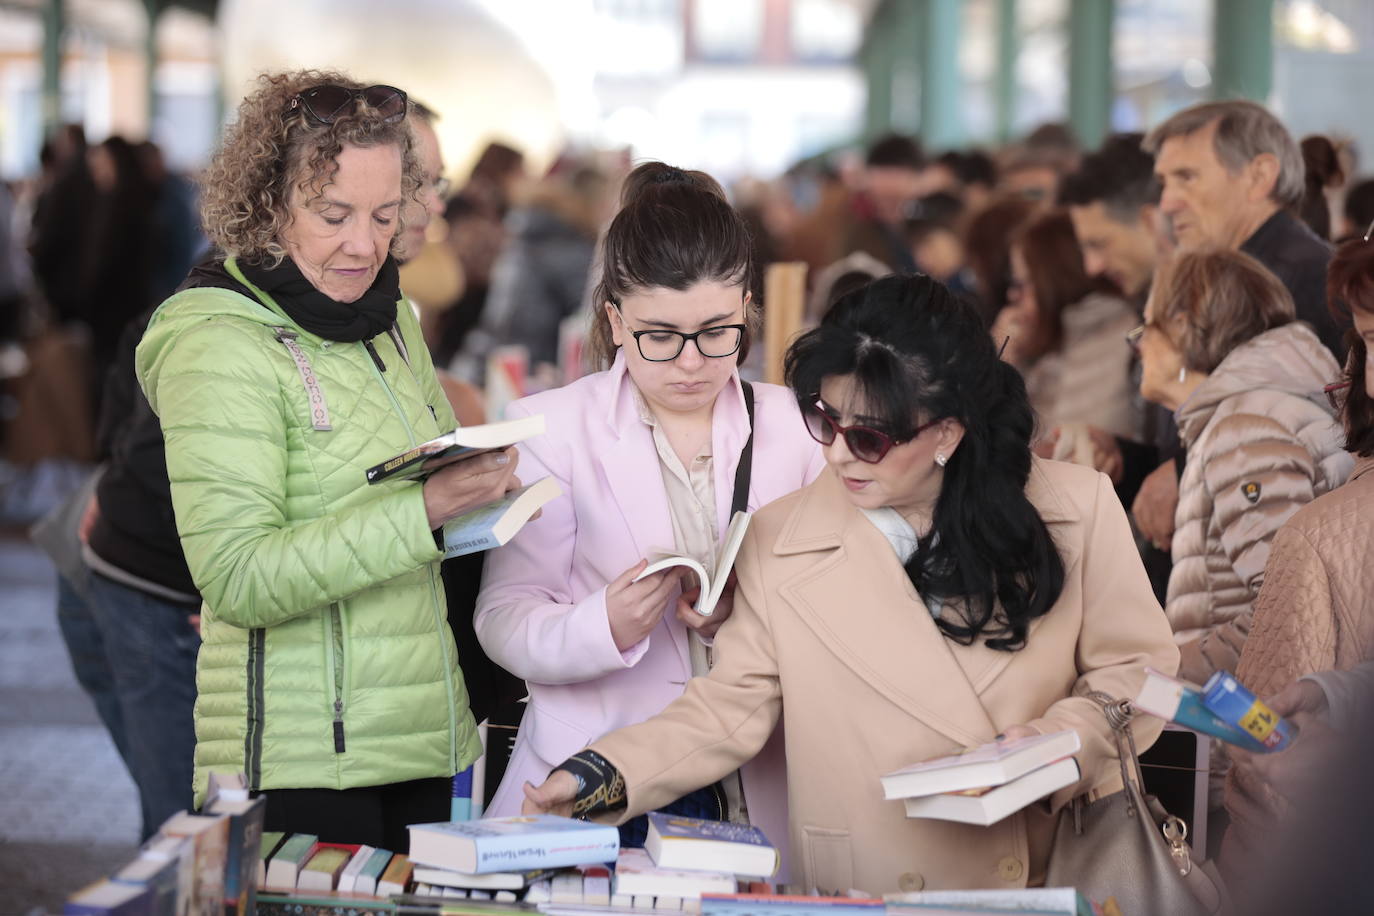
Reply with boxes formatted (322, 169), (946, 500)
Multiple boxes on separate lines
(42, 0), (65, 138)
(1068, 0), (1114, 149)
(1212, 0), (1273, 101)
(145, 0), (161, 133)
(919, 0), (962, 148)
(862, 2), (896, 141)
(994, 0), (1018, 144)
(890, 0), (922, 134)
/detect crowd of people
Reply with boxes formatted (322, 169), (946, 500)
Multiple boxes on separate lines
(4, 66), (1374, 910)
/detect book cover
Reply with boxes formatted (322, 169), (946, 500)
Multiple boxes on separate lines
(264, 834), (319, 890)
(881, 730), (1082, 800)
(112, 848), (185, 916)
(440, 476), (562, 558)
(1201, 671), (1297, 751)
(613, 848), (737, 899)
(1132, 668), (1269, 753)
(365, 414), (546, 484)
(296, 844), (358, 891)
(407, 814), (619, 874)
(63, 879), (153, 916)
(123, 834), (193, 916)
(159, 811), (231, 916)
(645, 813), (777, 878)
(635, 511), (752, 617)
(903, 757), (1080, 825)
(206, 792), (267, 914)
(336, 845), (376, 893)
(352, 848), (394, 896)
(699, 894), (885, 916)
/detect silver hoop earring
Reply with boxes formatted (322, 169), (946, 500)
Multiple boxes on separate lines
(1178, 367), (1187, 383)
(935, 453), (947, 467)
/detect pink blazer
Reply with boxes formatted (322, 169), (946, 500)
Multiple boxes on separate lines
(475, 352), (825, 867)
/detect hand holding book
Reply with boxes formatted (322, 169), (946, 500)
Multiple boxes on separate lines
(422, 447), (522, 529)
(606, 559), (686, 652)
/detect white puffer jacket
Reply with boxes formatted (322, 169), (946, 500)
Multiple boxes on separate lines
(1168, 322), (1352, 684)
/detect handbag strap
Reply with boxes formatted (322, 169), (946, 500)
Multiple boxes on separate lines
(1082, 689), (1196, 876)
(730, 381), (755, 516)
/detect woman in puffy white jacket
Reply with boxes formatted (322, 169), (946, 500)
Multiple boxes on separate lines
(1135, 248), (1351, 685)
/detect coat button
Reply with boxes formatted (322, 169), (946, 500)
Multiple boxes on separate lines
(898, 872), (924, 892)
(997, 856), (1024, 881)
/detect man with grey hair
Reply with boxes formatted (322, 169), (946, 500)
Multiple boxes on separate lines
(1147, 99), (1343, 358)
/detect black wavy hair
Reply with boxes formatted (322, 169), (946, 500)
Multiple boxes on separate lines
(784, 274), (1065, 651)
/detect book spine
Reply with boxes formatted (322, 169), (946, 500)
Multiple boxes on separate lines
(1201, 672), (1296, 751)
(451, 766), (474, 821)
(1168, 688), (1272, 753)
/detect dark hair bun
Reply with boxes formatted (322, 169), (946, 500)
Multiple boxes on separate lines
(619, 161), (728, 208)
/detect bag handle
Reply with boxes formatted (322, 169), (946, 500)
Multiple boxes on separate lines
(1081, 689), (1196, 876)
(730, 381), (755, 516)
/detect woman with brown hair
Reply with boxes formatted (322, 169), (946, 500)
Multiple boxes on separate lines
(474, 162), (824, 854)
(1134, 248), (1352, 685)
(992, 209), (1141, 443)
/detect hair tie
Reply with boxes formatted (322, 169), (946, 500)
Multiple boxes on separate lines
(649, 166), (692, 186)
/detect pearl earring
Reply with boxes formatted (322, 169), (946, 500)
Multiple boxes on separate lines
(1178, 367), (1187, 384)
(935, 453), (947, 467)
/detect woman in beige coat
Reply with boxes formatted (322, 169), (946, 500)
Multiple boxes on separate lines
(525, 274), (1178, 894)
(1135, 249), (1351, 685)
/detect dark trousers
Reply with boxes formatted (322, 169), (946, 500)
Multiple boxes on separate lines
(261, 776), (451, 853)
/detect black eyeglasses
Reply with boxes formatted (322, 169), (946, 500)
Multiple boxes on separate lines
(626, 324), (747, 362)
(290, 85), (408, 125)
(802, 400), (940, 464)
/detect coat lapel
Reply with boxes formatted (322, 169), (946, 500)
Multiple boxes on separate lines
(775, 471), (999, 748)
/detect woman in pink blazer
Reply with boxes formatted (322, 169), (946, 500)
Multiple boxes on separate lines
(474, 163), (824, 859)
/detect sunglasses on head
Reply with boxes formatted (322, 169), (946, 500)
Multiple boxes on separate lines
(802, 400), (940, 464)
(290, 84), (408, 125)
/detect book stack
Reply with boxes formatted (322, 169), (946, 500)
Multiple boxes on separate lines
(881, 731), (1082, 826)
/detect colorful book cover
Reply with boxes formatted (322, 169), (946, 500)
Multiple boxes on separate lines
(353, 848), (394, 896)
(452, 765), (474, 822)
(159, 811), (231, 916)
(110, 851), (183, 916)
(440, 477), (562, 558)
(264, 833), (319, 890)
(1132, 668), (1269, 753)
(1201, 671), (1297, 751)
(407, 814), (619, 874)
(255, 890), (397, 915)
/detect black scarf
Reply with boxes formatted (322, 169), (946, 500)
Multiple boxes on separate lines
(238, 255), (400, 343)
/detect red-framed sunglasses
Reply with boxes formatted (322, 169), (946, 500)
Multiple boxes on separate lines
(289, 84), (408, 125)
(802, 400), (941, 463)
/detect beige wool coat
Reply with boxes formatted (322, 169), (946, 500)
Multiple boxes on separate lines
(1167, 322), (1352, 684)
(591, 459), (1178, 895)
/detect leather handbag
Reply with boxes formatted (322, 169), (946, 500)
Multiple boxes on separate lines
(1046, 690), (1231, 915)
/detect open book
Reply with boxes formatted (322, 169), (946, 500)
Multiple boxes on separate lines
(365, 415), (546, 484)
(440, 477), (562, 558)
(633, 511), (751, 617)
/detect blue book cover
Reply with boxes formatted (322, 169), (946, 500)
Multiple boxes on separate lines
(701, 894), (885, 916)
(451, 766), (473, 821)
(1133, 668), (1270, 752)
(207, 794), (266, 914)
(1201, 671), (1297, 751)
(407, 814), (619, 874)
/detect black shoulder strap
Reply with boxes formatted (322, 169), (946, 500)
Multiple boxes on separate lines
(731, 381), (755, 516)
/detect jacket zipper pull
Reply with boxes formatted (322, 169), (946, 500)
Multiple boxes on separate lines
(363, 339), (386, 373)
(333, 700), (346, 753)
(429, 404), (438, 423)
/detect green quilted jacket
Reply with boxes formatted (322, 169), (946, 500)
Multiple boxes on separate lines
(136, 258), (481, 807)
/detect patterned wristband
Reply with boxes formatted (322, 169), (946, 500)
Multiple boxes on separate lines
(557, 750), (627, 819)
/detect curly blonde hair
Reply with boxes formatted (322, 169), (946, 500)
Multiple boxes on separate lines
(200, 69), (423, 264)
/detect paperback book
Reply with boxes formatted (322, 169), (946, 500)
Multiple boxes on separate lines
(408, 814), (619, 875)
(886, 887), (1098, 915)
(440, 476), (562, 558)
(410, 863), (559, 891)
(902, 757), (1080, 826)
(644, 813), (778, 878)
(699, 894), (886, 916)
(881, 730), (1082, 800)
(365, 414), (546, 484)
(206, 791), (267, 914)
(1132, 668), (1269, 752)
(634, 511), (752, 617)
(1201, 671), (1297, 751)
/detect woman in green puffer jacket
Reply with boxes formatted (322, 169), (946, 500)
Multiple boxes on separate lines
(135, 70), (521, 851)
